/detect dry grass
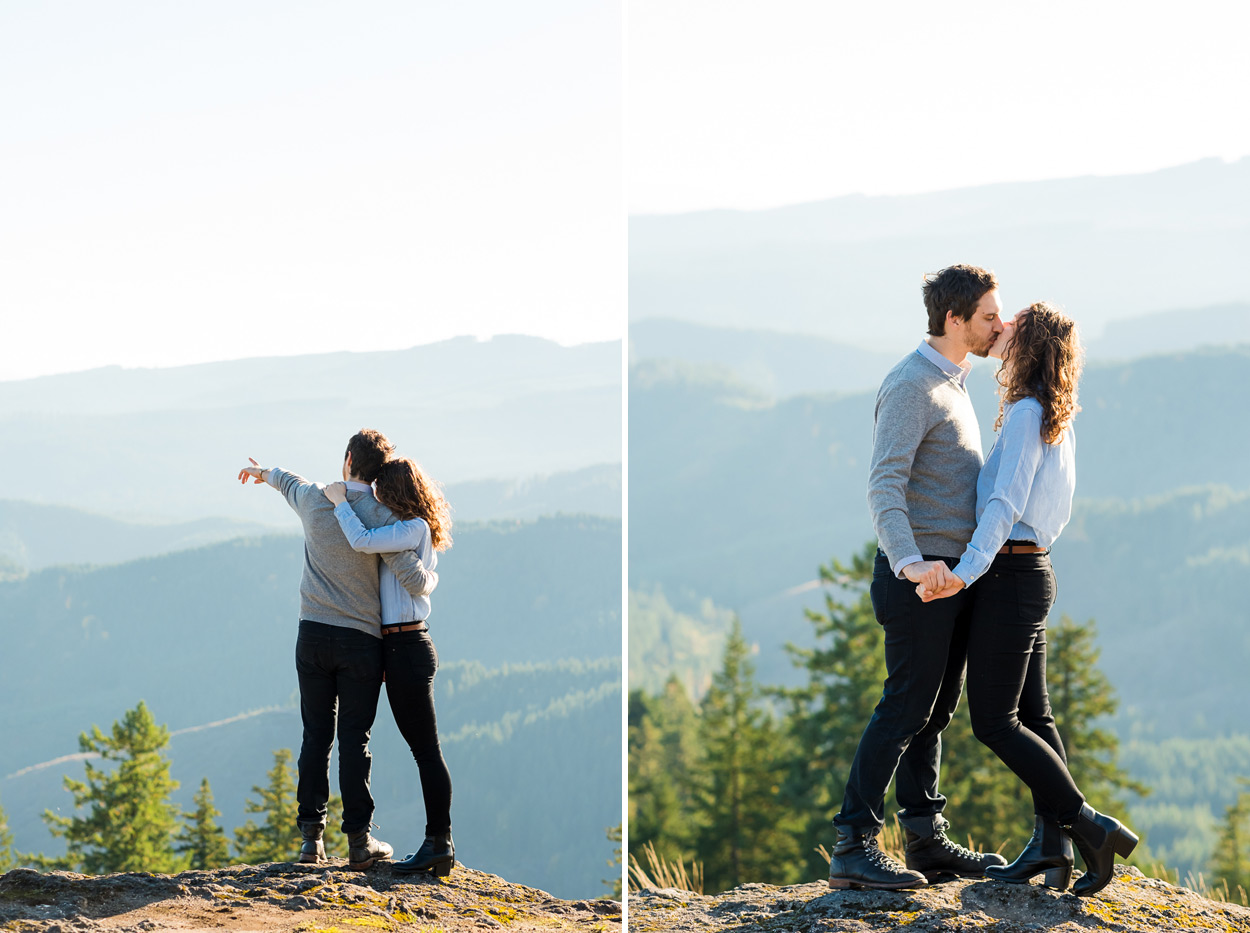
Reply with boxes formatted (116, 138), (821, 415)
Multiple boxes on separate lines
(627, 842), (704, 895)
(1148, 864), (1250, 908)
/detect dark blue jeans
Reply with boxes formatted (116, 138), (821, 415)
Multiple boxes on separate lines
(295, 620), (384, 834)
(834, 551), (973, 835)
(383, 629), (453, 836)
(966, 552), (1084, 822)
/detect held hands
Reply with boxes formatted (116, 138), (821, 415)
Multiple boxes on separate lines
(237, 458), (266, 485)
(323, 481), (348, 505)
(902, 560), (967, 602)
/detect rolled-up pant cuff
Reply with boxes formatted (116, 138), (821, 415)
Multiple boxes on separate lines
(897, 813), (949, 838)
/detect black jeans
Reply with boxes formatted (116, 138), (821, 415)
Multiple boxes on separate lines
(383, 629), (453, 836)
(835, 551), (973, 834)
(295, 621), (384, 834)
(966, 552), (1084, 822)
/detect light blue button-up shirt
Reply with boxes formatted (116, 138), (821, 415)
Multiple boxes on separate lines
(951, 396), (1076, 587)
(333, 495), (437, 624)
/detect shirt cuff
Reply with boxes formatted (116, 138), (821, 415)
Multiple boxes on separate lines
(893, 554), (923, 578)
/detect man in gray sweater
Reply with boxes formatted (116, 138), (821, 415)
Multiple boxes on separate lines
(827, 264), (1009, 890)
(239, 429), (433, 870)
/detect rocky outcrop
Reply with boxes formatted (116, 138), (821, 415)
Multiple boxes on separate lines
(628, 866), (1250, 932)
(0, 860), (621, 932)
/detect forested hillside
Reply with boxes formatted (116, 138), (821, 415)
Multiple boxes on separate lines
(0, 515), (621, 897)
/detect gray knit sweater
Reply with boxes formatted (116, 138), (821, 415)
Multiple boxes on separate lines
(867, 349), (984, 569)
(268, 468), (429, 639)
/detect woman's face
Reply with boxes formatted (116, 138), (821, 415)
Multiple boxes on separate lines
(989, 309), (1028, 362)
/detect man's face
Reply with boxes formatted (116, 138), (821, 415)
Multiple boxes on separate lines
(952, 288), (1004, 358)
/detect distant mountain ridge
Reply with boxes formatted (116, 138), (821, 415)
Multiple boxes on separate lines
(632, 310), (1250, 400)
(630, 158), (1250, 352)
(0, 463), (622, 574)
(0, 335), (621, 525)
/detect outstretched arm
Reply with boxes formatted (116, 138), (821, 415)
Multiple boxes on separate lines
(237, 459), (313, 512)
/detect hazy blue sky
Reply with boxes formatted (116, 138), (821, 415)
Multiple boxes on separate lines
(1, 1), (623, 380)
(630, 0), (1250, 213)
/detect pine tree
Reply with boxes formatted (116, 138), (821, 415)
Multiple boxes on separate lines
(233, 749), (299, 864)
(774, 543), (891, 876)
(604, 823), (623, 898)
(1046, 615), (1149, 810)
(43, 701), (181, 874)
(1211, 779), (1250, 896)
(628, 677), (700, 868)
(176, 778), (230, 870)
(0, 794), (16, 871)
(693, 618), (803, 893)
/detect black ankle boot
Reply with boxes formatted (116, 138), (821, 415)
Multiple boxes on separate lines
(827, 825), (926, 890)
(394, 832), (455, 876)
(985, 815), (1073, 890)
(1063, 804), (1138, 897)
(346, 827), (394, 871)
(903, 824), (1007, 881)
(297, 819), (326, 864)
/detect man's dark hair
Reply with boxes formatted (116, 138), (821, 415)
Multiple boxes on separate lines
(923, 264), (998, 336)
(345, 428), (394, 483)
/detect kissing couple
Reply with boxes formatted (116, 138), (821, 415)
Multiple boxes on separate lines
(826, 264), (1138, 897)
(238, 428), (456, 876)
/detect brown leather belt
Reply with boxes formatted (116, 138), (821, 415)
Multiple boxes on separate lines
(998, 542), (1047, 555)
(382, 622), (429, 635)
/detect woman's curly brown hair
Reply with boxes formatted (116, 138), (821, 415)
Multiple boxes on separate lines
(995, 301), (1084, 445)
(374, 457), (453, 551)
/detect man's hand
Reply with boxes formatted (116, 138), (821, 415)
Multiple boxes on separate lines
(902, 560), (964, 602)
(324, 481), (348, 505)
(238, 458), (267, 485)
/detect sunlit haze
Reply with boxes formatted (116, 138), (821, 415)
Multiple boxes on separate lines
(1, 1), (623, 381)
(629, 0), (1250, 214)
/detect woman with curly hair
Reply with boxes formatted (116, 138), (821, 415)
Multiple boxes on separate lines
(324, 456), (456, 877)
(918, 302), (1137, 896)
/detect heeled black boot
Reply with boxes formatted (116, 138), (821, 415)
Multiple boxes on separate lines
(1063, 804), (1139, 897)
(985, 815), (1073, 890)
(297, 819), (326, 864)
(393, 832), (455, 876)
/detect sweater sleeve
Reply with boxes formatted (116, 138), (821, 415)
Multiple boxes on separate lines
(380, 550), (439, 599)
(267, 468), (318, 514)
(867, 379), (930, 574)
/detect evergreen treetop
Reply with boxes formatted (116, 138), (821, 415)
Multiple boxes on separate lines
(233, 749), (299, 864)
(176, 777), (230, 871)
(43, 700), (181, 874)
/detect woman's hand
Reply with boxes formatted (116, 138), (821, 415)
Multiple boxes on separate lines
(324, 481), (348, 505)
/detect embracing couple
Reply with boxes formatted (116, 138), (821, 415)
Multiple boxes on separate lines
(826, 264), (1138, 897)
(237, 428), (455, 876)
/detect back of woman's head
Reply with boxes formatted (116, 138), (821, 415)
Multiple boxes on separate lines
(997, 301), (1084, 445)
(374, 457), (453, 551)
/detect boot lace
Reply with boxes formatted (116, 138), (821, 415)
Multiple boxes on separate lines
(933, 831), (982, 861)
(863, 835), (909, 872)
